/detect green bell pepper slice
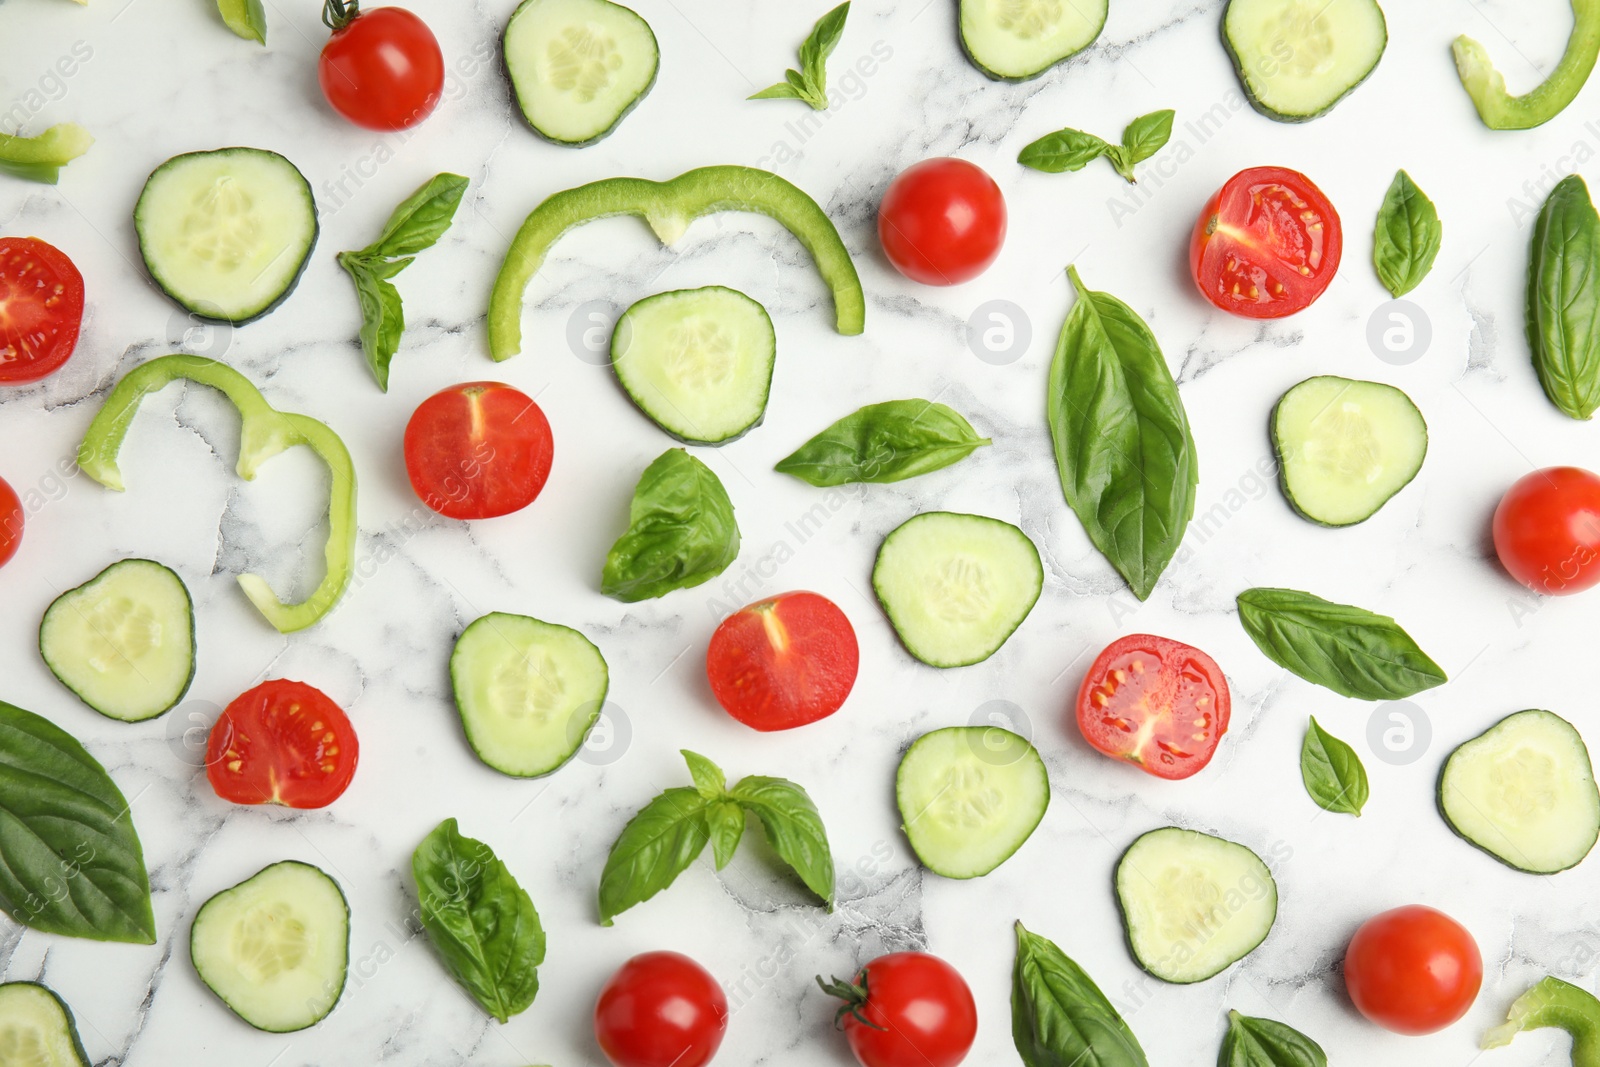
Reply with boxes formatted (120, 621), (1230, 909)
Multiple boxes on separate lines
(1483, 976), (1600, 1065)
(1454, 0), (1600, 130)
(217, 0), (267, 43)
(0, 124), (93, 184)
(77, 355), (357, 634)
(488, 165), (864, 362)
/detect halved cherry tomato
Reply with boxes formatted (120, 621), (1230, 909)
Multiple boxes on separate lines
(404, 381), (553, 519)
(318, 0), (444, 131)
(595, 951), (727, 1067)
(1190, 166), (1341, 318)
(1074, 634), (1230, 780)
(206, 680), (359, 809)
(820, 951), (977, 1067)
(706, 591), (858, 731)
(1493, 466), (1600, 595)
(0, 475), (21, 568)
(0, 237), (84, 384)
(1344, 905), (1482, 1035)
(878, 158), (1006, 286)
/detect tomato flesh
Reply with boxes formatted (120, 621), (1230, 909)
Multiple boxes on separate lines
(404, 381), (553, 519)
(1075, 634), (1230, 780)
(1190, 166), (1341, 318)
(1493, 466), (1600, 595)
(206, 680), (359, 809)
(318, 6), (444, 131)
(1344, 905), (1482, 1035)
(831, 952), (977, 1067)
(706, 592), (858, 731)
(0, 237), (84, 384)
(0, 475), (21, 568)
(595, 951), (727, 1067)
(877, 158), (1006, 286)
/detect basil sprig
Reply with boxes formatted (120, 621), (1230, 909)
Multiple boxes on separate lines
(1012, 921), (1148, 1067)
(412, 818), (544, 1023)
(749, 2), (850, 110)
(1236, 587), (1447, 700)
(1299, 717), (1369, 816)
(1048, 266), (1197, 600)
(0, 701), (155, 944)
(602, 449), (740, 602)
(337, 172), (468, 391)
(599, 750), (833, 925)
(1019, 110), (1174, 183)
(1219, 1010), (1328, 1067)
(1372, 170), (1442, 298)
(1528, 174), (1600, 420)
(775, 399), (990, 486)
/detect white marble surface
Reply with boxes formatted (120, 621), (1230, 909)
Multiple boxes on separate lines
(3, 0), (1600, 1063)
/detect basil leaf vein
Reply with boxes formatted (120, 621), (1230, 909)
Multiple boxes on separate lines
(602, 449), (740, 602)
(366, 172), (469, 260)
(1299, 717), (1369, 816)
(1529, 173), (1600, 420)
(1012, 921), (1148, 1067)
(1219, 1009), (1328, 1067)
(1373, 169), (1442, 298)
(774, 399), (990, 486)
(728, 775), (835, 906)
(1019, 128), (1113, 174)
(597, 787), (712, 926)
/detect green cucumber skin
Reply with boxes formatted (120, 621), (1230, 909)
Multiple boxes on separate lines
(956, 0), (1107, 82)
(0, 982), (91, 1067)
(896, 727), (1049, 879)
(1220, 0), (1388, 123)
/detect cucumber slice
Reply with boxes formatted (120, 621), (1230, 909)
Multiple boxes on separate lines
(872, 512), (1043, 668)
(0, 983), (90, 1067)
(1271, 375), (1426, 527)
(896, 726), (1049, 878)
(504, 0), (658, 146)
(1115, 827), (1277, 984)
(1439, 710), (1600, 874)
(191, 861), (349, 1033)
(450, 612), (610, 778)
(134, 147), (318, 324)
(958, 0), (1107, 81)
(38, 559), (195, 723)
(1222, 0), (1387, 121)
(611, 286), (775, 445)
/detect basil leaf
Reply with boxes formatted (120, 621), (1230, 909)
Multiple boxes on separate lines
(337, 253), (408, 392)
(775, 399), (990, 486)
(1012, 921), (1148, 1067)
(602, 449), (740, 602)
(412, 818), (544, 1023)
(683, 749), (727, 799)
(1528, 174), (1600, 420)
(0, 702), (155, 944)
(597, 787), (711, 926)
(1120, 110), (1174, 165)
(751, 2), (848, 111)
(365, 172), (469, 260)
(1236, 587), (1448, 700)
(728, 775), (835, 906)
(1219, 1009), (1327, 1067)
(750, 80), (808, 101)
(1048, 266), (1197, 601)
(707, 801), (746, 870)
(1018, 128), (1113, 174)
(1299, 718), (1369, 816)
(217, 0), (266, 44)
(1373, 170), (1442, 299)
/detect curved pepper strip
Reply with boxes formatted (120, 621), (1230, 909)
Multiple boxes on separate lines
(1454, 0), (1600, 130)
(1483, 977), (1600, 1065)
(77, 355), (357, 634)
(0, 124), (93, 184)
(488, 165), (864, 361)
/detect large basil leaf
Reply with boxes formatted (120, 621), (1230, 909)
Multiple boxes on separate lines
(1236, 587), (1447, 700)
(774, 399), (990, 486)
(602, 449), (740, 602)
(597, 786), (711, 926)
(1048, 266), (1197, 600)
(1219, 1010), (1327, 1067)
(1012, 921), (1148, 1067)
(366, 173), (469, 260)
(1373, 170), (1442, 298)
(727, 775), (834, 905)
(1529, 174), (1600, 420)
(1299, 717), (1368, 816)
(0, 701), (155, 944)
(412, 818), (544, 1023)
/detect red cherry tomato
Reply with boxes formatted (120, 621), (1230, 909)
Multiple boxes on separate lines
(1493, 466), (1600, 595)
(403, 381), (553, 519)
(595, 951), (728, 1067)
(877, 158), (1006, 285)
(1189, 166), (1341, 318)
(0, 475), (21, 568)
(206, 680), (359, 809)
(706, 592), (858, 731)
(1344, 905), (1482, 1035)
(318, 1), (444, 131)
(1075, 634), (1230, 780)
(0, 237), (84, 384)
(821, 952), (977, 1067)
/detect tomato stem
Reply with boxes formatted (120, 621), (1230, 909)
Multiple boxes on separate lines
(322, 0), (359, 32)
(815, 973), (888, 1032)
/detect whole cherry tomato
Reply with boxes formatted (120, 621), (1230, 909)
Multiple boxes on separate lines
(1344, 905), (1482, 1035)
(0, 475), (21, 568)
(819, 951), (977, 1067)
(318, 0), (444, 131)
(1493, 466), (1600, 595)
(595, 951), (727, 1067)
(878, 159), (1006, 285)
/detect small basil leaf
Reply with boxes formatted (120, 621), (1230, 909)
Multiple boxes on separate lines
(1236, 587), (1448, 700)
(1120, 110), (1174, 167)
(729, 775), (835, 906)
(1104, 145), (1136, 183)
(775, 399), (990, 486)
(682, 749), (727, 799)
(217, 0), (266, 44)
(1373, 170), (1443, 298)
(1012, 921), (1149, 1067)
(707, 802), (746, 870)
(338, 253), (409, 391)
(1219, 1009), (1328, 1067)
(750, 80), (807, 101)
(412, 818), (544, 1023)
(597, 787), (711, 926)
(602, 449), (741, 602)
(799, 1), (849, 86)
(365, 172), (469, 260)
(1299, 718), (1369, 816)
(1528, 174), (1600, 420)
(1018, 128), (1113, 174)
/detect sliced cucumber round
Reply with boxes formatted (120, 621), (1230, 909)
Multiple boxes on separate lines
(611, 287), (776, 445)
(450, 612), (610, 778)
(134, 147), (317, 324)
(1115, 827), (1277, 984)
(1271, 375), (1426, 527)
(191, 861), (349, 1033)
(1439, 710), (1600, 874)
(896, 726), (1049, 879)
(0, 982), (90, 1067)
(1223, 0), (1388, 122)
(504, 0), (659, 146)
(958, 0), (1108, 81)
(872, 511), (1043, 668)
(39, 559), (195, 723)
